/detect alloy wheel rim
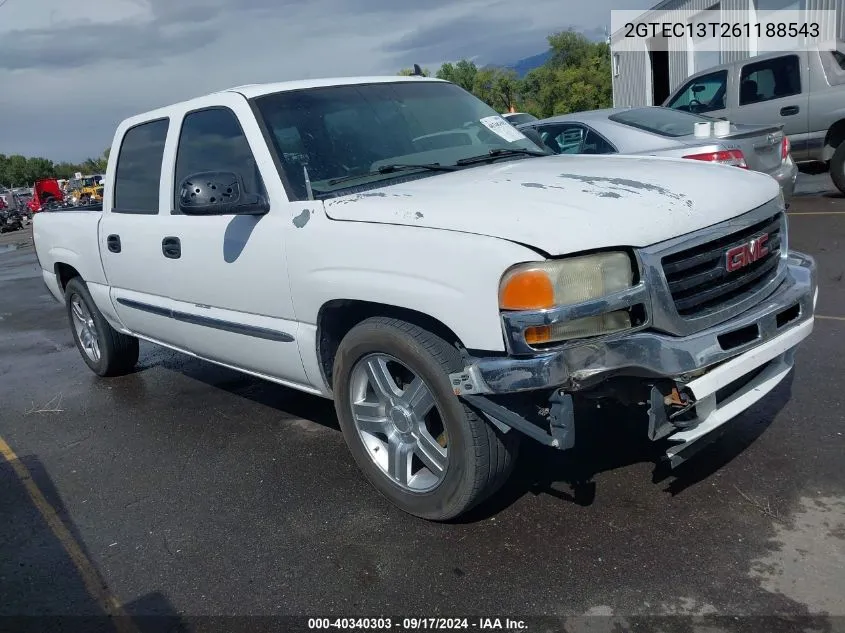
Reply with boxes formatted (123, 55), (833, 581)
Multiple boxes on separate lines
(349, 353), (448, 492)
(70, 295), (100, 362)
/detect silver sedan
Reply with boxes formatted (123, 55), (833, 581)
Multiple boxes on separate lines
(518, 106), (798, 202)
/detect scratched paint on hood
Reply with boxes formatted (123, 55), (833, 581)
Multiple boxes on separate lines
(323, 154), (779, 254)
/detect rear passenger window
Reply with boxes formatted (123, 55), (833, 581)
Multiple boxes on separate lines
(113, 118), (169, 214)
(739, 55), (801, 105)
(583, 129), (616, 154)
(173, 107), (265, 213)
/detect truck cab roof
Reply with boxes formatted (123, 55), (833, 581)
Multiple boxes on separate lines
(124, 76), (447, 128)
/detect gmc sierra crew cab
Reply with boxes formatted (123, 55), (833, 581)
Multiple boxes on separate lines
(33, 76), (818, 520)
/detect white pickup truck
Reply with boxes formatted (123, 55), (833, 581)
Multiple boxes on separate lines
(33, 76), (817, 520)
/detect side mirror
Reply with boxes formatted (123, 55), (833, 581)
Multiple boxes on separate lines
(178, 171), (269, 216)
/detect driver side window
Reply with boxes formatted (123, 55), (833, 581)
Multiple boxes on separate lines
(666, 70), (727, 113)
(173, 107), (265, 214)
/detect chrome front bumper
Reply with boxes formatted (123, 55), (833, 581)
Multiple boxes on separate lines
(452, 251), (816, 465)
(451, 251), (816, 397)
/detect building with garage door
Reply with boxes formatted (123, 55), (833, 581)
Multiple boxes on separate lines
(610, 0), (845, 107)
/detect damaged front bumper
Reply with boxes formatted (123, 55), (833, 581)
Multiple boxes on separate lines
(450, 251), (817, 467)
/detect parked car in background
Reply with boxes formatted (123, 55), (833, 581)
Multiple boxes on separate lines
(662, 45), (845, 194)
(0, 197), (24, 232)
(502, 112), (538, 125)
(519, 106), (798, 202)
(28, 178), (65, 213)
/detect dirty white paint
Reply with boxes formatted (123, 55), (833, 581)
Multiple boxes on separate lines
(749, 495), (845, 614)
(323, 154), (780, 254)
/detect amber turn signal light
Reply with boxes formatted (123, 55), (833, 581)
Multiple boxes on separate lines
(499, 269), (555, 310)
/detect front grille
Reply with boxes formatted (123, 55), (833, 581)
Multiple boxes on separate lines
(661, 213), (783, 318)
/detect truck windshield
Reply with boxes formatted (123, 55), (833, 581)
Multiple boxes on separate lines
(252, 81), (542, 199)
(608, 107), (716, 137)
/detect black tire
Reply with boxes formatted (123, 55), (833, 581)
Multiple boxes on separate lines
(65, 277), (139, 377)
(830, 142), (845, 195)
(332, 317), (520, 521)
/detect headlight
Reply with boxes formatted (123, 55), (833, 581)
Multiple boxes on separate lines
(499, 251), (635, 345)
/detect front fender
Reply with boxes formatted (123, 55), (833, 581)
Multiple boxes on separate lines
(287, 213), (542, 352)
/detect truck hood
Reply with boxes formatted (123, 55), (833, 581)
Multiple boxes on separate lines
(323, 154), (780, 254)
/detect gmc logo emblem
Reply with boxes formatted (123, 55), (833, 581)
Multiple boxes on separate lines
(726, 233), (769, 272)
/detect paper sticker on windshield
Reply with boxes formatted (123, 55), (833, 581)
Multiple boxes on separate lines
(480, 116), (528, 143)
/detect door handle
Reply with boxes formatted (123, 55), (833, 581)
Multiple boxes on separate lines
(162, 236), (181, 259)
(780, 105), (800, 116)
(107, 234), (121, 253)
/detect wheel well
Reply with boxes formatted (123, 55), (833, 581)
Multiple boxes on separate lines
(317, 300), (464, 390)
(54, 263), (81, 291)
(825, 119), (845, 153)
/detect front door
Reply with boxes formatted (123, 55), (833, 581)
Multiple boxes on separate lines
(153, 95), (308, 386)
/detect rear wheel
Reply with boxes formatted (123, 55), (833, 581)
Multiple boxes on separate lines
(332, 317), (519, 521)
(65, 277), (139, 377)
(830, 142), (845, 195)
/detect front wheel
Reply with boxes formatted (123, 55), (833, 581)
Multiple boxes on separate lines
(332, 317), (519, 521)
(65, 277), (139, 377)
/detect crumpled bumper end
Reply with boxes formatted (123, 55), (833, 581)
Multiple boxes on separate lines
(450, 251), (817, 467)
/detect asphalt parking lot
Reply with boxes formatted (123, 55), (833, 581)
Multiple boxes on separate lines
(1, 174), (844, 632)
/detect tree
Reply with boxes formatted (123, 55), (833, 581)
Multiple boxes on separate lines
(547, 29), (595, 69)
(0, 146), (111, 187)
(519, 30), (612, 117)
(397, 28), (613, 119)
(436, 59), (478, 92)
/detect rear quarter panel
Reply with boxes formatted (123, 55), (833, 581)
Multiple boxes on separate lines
(33, 210), (107, 300)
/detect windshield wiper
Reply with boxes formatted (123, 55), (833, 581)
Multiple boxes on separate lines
(454, 148), (548, 166)
(327, 163), (456, 186)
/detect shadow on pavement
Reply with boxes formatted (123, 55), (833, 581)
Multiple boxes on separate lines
(0, 453), (185, 633)
(459, 371), (794, 522)
(147, 348), (795, 523)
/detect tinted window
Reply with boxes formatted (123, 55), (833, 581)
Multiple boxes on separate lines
(665, 70), (727, 114)
(584, 129), (616, 154)
(609, 107), (715, 137)
(253, 82), (541, 200)
(173, 107), (265, 212)
(538, 124), (584, 154)
(113, 118), (169, 214)
(536, 124), (616, 155)
(739, 55), (801, 105)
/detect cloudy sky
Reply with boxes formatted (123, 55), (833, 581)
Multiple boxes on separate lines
(0, 0), (647, 162)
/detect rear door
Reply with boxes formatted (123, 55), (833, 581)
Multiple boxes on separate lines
(732, 53), (809, 158)
(98, 117), (184, 348)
